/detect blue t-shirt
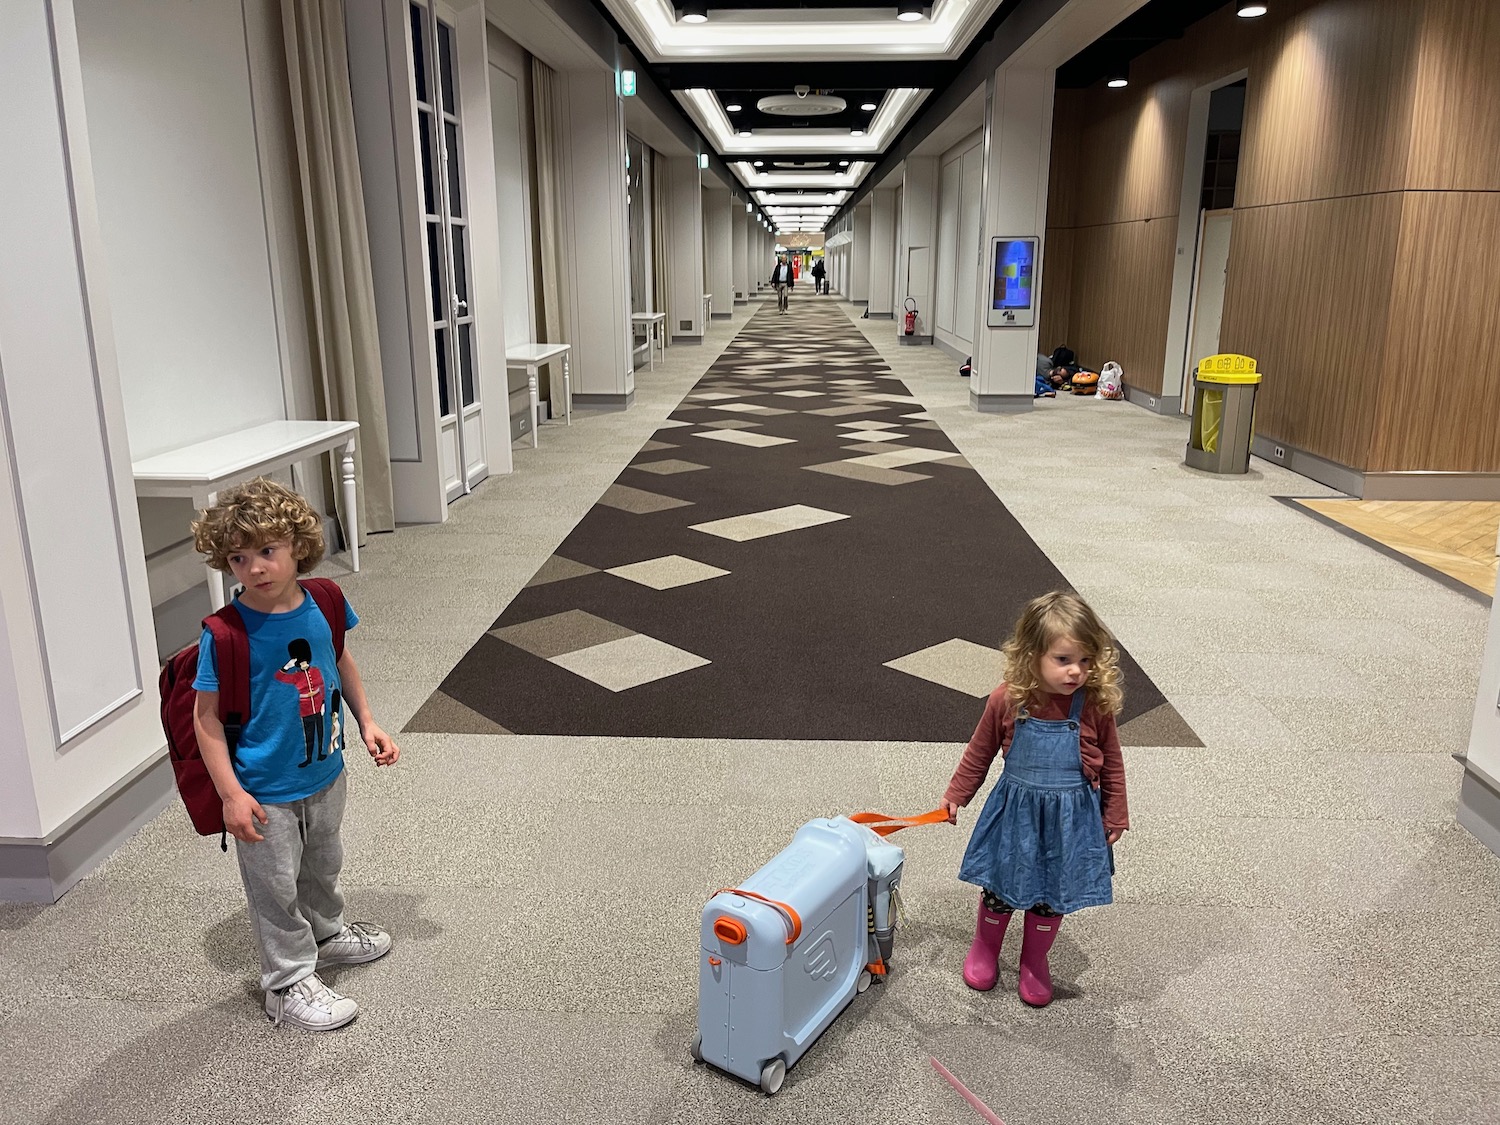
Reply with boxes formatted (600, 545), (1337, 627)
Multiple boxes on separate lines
(193, 591), (360, 803)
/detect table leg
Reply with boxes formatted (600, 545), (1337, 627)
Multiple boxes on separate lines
(203, 490), (227, 610)
(341, 439), (360, 573)
(652, 322), (659, 370)
(529, 368), (540, 448)
(563, 353), (572, 425)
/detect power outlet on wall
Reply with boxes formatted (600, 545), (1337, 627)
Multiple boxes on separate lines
(1273, 446), (1286, 460)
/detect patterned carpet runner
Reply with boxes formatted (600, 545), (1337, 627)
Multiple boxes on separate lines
(408, 299), (1198, 746)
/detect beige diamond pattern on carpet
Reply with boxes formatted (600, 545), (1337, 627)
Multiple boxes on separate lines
(883, 638), (1004, 698)
(550, 633), (710, 692)
(523, 555), (600, 588)
(605, 555), (730, 589)
(597, 484), (695, 514)
(628, 458), (710, 475)
(691, 430), (796, 448)
(690, 504), (849, 542)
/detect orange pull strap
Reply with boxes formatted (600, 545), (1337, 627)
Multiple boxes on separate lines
(849, 808), (951, 836)
(713, 887), (804, 945)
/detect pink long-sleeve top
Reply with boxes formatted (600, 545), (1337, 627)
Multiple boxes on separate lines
(943, 684), (1130, 832)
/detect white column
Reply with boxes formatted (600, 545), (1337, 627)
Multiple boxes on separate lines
(704, 187), (733, 320)
(868, 188), (897, 319)
(732, 205), (749, 302)
(850, 203), (871, 305)
(0, 0), (167, 901)
(969, 66), (1055, 413)
(559, 69), (633, 403)
(899, 156), (939, 342)
(1461, 582), (1500, 857)
(666, 155), (704, 343)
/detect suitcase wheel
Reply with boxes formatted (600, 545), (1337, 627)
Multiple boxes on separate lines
(690, 1032), (703, 1063)
(857, 968), (872, 994)
(759, 1058), (786, 1096)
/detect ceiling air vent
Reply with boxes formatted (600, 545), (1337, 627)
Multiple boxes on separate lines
(757, 87), (846, 117)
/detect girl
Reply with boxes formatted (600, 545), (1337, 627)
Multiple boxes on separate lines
(940, 591), (1129, 1007)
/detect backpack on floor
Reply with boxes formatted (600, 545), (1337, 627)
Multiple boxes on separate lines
(158, 578), (348, 850)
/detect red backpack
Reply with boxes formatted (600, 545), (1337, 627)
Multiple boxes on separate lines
(158, 578), (348, 850)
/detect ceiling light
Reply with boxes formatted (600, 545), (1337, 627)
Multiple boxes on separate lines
(896, 1), (925, 21)
(724, 102), (741, 113)
(839, 160), (850, 167)
(746, 202), (752, 212)
(680, 2), (707, 22)
(753, 160), (763, 167)
(860, 102), (877, 112)
(1236, 2), (1267, 14)
(738, 129), (751, 137)
(1106, 63), (1129, 89)
(850, 129), (864, 137)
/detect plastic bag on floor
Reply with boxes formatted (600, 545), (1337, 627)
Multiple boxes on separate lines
(1097, 362), (1124, 400)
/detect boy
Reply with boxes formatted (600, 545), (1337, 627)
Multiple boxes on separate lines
(191, 478), (400, 1031)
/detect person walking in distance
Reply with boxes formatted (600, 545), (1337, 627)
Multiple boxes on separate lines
(810, 255), (827, 295)
(770, 253), (795, 314)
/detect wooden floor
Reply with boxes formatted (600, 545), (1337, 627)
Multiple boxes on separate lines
(1294, 499), (1500, 596)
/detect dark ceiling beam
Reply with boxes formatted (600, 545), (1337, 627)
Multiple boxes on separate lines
(829, 0), (1070, 225)
(648, 61), (951, 89)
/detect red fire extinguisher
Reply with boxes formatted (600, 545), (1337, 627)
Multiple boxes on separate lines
(904, 298), (918, 336)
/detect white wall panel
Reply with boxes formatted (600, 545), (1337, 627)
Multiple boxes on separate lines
(74, 0), (286, 460)
(935, 153), (961, 336)
(2, 4), (141, 745)
(489, 64), (535, 348)
(955, 144), (985, 345)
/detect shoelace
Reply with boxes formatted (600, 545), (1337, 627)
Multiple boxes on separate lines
(339, 922), (380, 952)
(272, 976), (335, 1026)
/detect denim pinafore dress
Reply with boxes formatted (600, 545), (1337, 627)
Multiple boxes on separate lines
(957, 689), (1114, 914)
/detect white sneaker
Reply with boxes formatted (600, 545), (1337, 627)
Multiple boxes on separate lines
(317, 921), (393, 967)
(265, 972), (358, 1031)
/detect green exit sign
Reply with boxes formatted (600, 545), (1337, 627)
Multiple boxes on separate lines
(618, 70), (636, 97)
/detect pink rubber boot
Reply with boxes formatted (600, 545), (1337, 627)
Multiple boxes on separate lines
(961, 897), (1012, 991)
(1018, 911), (1062, 1007)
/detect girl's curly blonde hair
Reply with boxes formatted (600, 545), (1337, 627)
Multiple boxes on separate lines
(191, 477), (325, 574)
(1002, 590), (1124, 715)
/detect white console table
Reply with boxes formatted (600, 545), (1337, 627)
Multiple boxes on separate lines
(631, 312), (666, 370)
(132, 419), (360, 610)
(506, 343), (572, 449)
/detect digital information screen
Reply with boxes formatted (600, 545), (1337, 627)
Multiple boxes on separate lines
(986, 236), (1038, 328)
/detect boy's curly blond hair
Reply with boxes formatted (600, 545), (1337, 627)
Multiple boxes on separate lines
(1002, 590), (1124, 716)
(191, 477), (325, 575)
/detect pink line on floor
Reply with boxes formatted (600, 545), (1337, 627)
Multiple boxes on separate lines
(931, 1057), (1006, 1125)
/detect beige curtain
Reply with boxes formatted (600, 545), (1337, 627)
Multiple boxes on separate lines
(530, 58), (567, 411)
(651, 149), (672, 346)
(279, 0), (395, 538)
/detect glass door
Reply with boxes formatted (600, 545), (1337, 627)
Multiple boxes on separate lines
(410, 1), (486, 501)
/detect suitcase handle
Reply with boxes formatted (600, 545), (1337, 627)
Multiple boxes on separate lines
(713, 887), (803, 945)
(849, 808), (951, 836)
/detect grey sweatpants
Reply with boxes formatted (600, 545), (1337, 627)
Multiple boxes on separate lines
(235, 771), (347, 992)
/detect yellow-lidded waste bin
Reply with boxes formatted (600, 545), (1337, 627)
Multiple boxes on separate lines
(1186, 354), (1261, 474)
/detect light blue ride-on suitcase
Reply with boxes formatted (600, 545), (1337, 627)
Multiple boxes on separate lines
(692, 815), (910, 1094)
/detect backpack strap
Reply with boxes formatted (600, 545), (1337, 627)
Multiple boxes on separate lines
(204, 604), (250, 768)
(299, 577), (347, 661)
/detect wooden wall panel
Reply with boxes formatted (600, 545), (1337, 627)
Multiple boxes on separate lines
(1217, 194), (1401, 470)
(1235, 0), (1422, 208)
(1370, 192), (1500, 472)
(1405, 0), (1500, 192)
(1069, 82), (1189, 229)
(1062, 219), (1176, 394)
(1038, 226), (1073, 353)
(1046, 90), (1083, 227)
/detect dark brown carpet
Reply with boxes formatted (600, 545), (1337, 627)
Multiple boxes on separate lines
(408, 300), (1199, 746)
